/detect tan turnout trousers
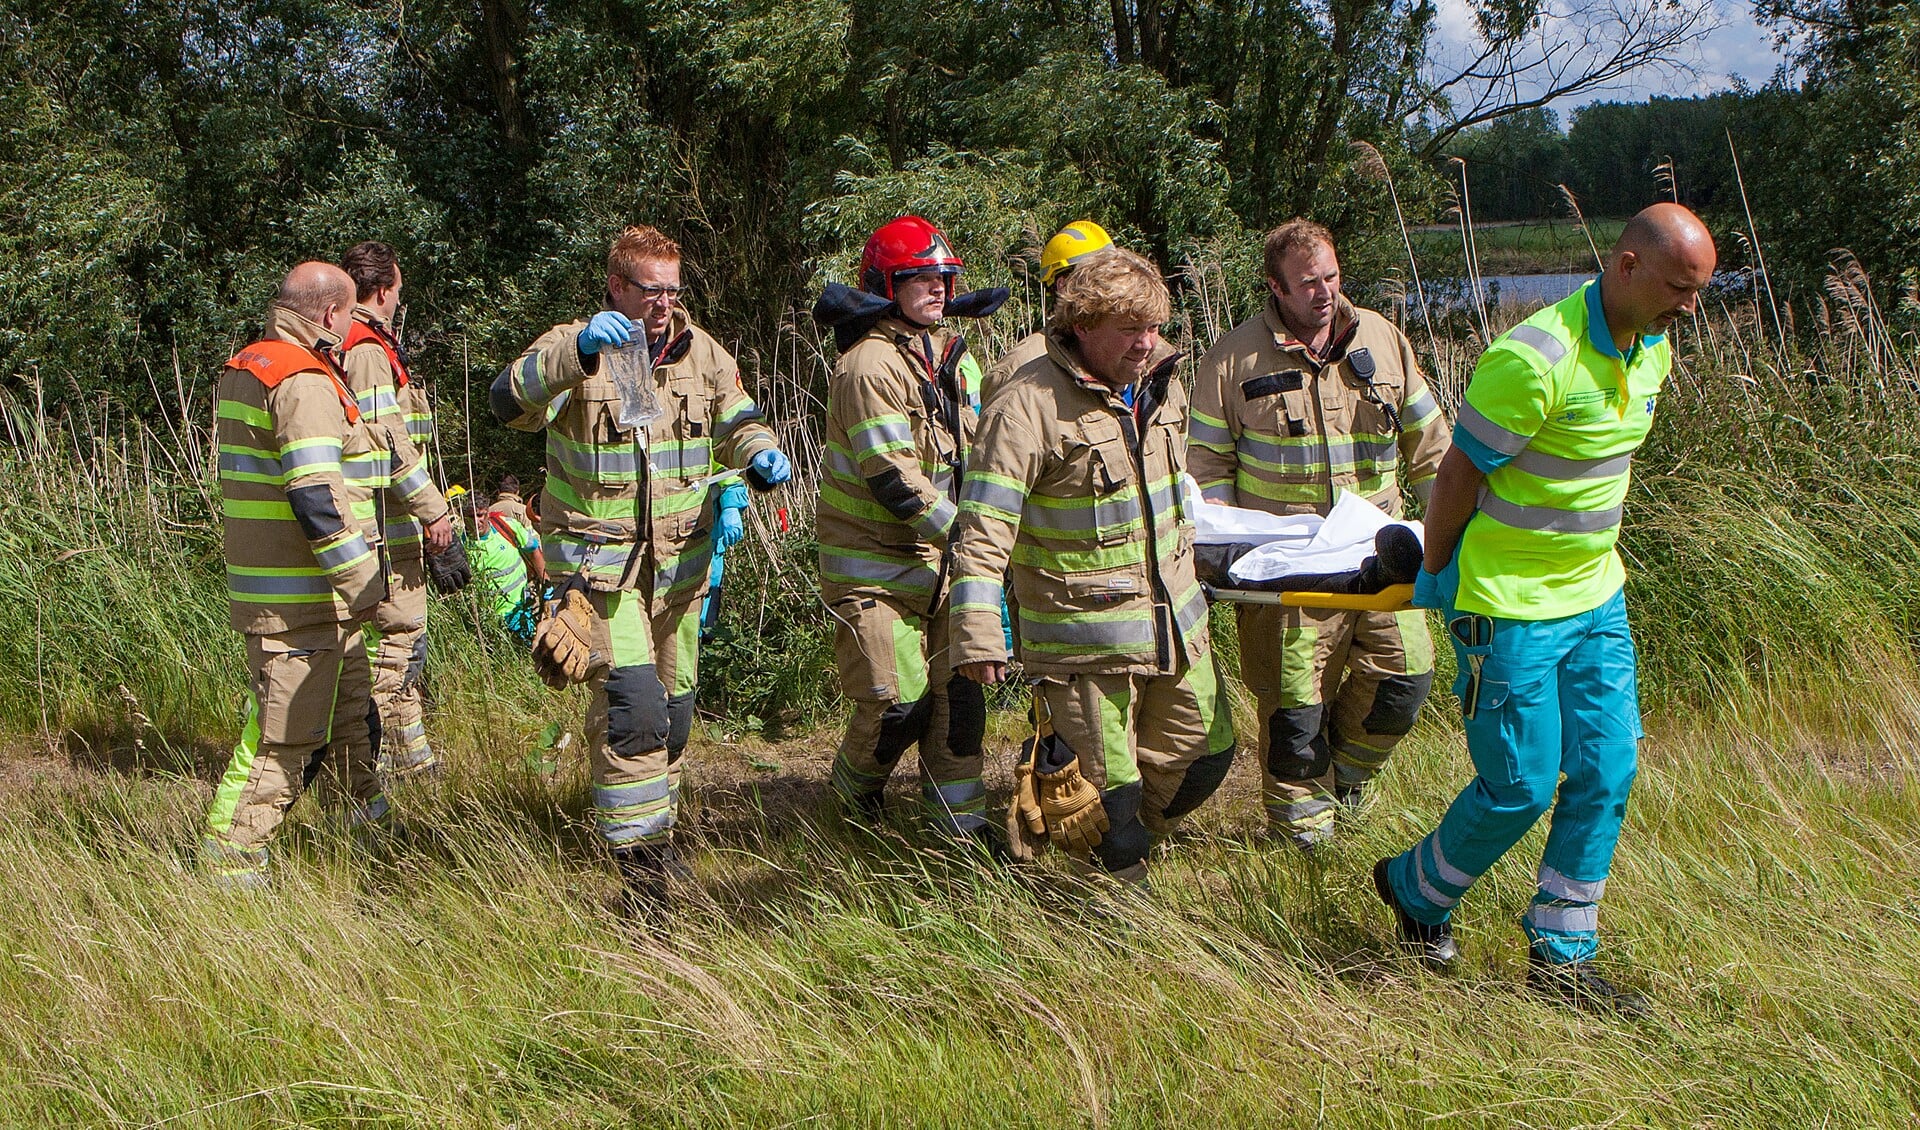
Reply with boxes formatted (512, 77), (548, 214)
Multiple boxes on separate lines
(1240, 602), (1433, 847)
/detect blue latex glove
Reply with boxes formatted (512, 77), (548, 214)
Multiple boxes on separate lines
(749, 448), (792, 487)
(1412, 568), (1444, 610)
(577, 310), (637, 355)
(714, 505), (745, 553)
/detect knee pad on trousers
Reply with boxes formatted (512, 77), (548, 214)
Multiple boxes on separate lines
(1267, 704), (1330, 781)
(365, 699), (383, 754)
(665, 689), (697, 757)
(300, 744), (329, 790)
(404, 633), (429, 692)
(1161, 743), (1237, 822)
(874, 694), (933, 769)
(1092, 781), (1148, 873)
(1362, 671), (1434, 737)
(606, 663), (671, 756)
(945, 674), (986, 759)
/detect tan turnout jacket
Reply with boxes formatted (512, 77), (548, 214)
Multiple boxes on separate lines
(496, 307), (779, 598)
(818, 318), (975, 611)
(217, 306), (445, 635)
(948, 334), (1208, 676)
(1190, 296), (1448, 518)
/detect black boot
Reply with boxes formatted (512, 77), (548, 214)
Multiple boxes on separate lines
(1373, 858), (1459, 969)
(611, 843), (693, 931)
(1526, 950), (1649, 1017)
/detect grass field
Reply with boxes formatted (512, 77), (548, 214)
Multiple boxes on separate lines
(2, 286), (1918, 1125)
(1412, 219), (1629, 275)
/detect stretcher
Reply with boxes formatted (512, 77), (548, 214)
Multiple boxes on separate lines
(1202, 581), (1416, 611)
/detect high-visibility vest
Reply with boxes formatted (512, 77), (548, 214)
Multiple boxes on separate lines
(1451, 280), (1669, 620)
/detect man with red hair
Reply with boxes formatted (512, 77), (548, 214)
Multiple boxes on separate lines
(493, 225), (789, 917)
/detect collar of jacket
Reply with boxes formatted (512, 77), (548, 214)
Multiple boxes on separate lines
(1263, 294), (1359, 364)
(869, 316), (950, 369)
(1041, 329), (1180, 409)
(349, 304), (411, 383)
(267, 304), (343, 356)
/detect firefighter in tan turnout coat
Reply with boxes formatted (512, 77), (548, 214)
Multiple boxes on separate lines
(202, 262), (452, 886)
(952, 249), (1236, 885)
(491, 225), (789, 912)
(338, 241), (442, 780)
(1190, 220), (1450, 849)
(814, 216), (1008, 840)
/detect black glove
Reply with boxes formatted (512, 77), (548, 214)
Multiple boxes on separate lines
(425, 538), (473, 594)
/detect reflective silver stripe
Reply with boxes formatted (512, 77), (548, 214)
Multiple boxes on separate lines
(947, 577), (1003, 609)
(1505, 323), (1570, 367)
(218, 451), (283, 479)
(650, 441), (713, 475)
(1430, 836), (1475, 888)
(314, 534), (373, 573)
(1173, 587), (1208, 636)
(226, 571), (333, 596)
(911, 497), (957, 540)
(848, 416), (913, 456)
(926, 779), (985, 807)
(1238, 432), (1398, 470)
(656, 546), (714, 590)
(1190, 416), (1233, 447)
(549, 435), (640, 478)
(961, 476), (1028, 515)
(594, 777), (670, 810)
(600, 812), (673, 846)
(1539, 866), (1607, 903)
(393, 462), (432, 498)
(1456, 400), (1533, 456)
(819, 550), (934, 590)
(1525, 902), (1600, 934)
(1510, 448), (1634, 481)
(1024, 494), (1138, 536)
(546, 536), (635, 576)
(824, 446), (863, 481)
(1413, 851), (1459, 909)
(928, 468), (955, 497)
(518, 352), (555, 405)
(1402, 387), (1439, 424)
(1018, 613), (1156, 650)
(1479, 493), (1623, 534)
(1146, 479), (1179, 519)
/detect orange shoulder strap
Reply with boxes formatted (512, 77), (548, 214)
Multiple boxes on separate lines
(343, 319), (411, 387)
(226, 340), (360, 423)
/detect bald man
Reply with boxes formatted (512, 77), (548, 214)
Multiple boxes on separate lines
(202, 261), (451, 887)
(1373, 204), (1715, 1013)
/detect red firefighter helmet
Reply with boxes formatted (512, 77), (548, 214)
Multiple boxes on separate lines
(860, 216), (963, 299)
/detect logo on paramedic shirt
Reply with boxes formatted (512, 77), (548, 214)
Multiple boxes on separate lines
(1646, 396), (1657, 415)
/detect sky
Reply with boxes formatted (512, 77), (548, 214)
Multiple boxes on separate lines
(1428, 0), (1796, 118)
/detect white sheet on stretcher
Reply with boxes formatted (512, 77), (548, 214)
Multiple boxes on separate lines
(1181, 477), (1423, 584)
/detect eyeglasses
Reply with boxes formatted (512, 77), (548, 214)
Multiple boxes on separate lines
(622, 276), (686, 301)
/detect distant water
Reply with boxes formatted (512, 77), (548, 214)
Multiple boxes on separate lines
(1414, 273), (1591, 311)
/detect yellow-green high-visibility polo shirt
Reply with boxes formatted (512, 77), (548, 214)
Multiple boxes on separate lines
(1451, 277), (1671, 620)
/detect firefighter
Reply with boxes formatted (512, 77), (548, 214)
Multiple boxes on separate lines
(491, 225), (789, 913)
(490, 474), (532, 528)
(202, 262), (452, 887)
(1375, 204), (1716, 1014)
(951, 248), (1236, 885)
(338, 241), (442, 779)
(1190, 219), (1450, 850)
(986, 220), (1116, 399)
(812, 215), (1007, 842)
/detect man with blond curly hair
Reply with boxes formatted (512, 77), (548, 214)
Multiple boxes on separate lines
(492, 225), (790, 917)
(949, 249), (1236, 888)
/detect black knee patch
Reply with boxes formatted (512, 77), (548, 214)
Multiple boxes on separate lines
(664, 689), (697, 757)
(404, 633), (429, 691)
(874, 694), (932, 768)
(605, 663), (671, 755)
(365, 700), (383, 756)
(1093, 781), (1148, 873)
(1362, 671), (1434, 736)
(1266, 704), (1330, 780)
(1161, 744), (1236, 822)
(300, 745), (329, 789)
(945, 674), (986, 760)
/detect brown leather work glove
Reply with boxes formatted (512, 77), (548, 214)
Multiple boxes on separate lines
(531, 588), (599, 689)
(1005, 738), (1048, 862)
(1034, 758), (1108, 855)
